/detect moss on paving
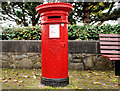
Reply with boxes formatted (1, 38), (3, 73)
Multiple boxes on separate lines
(1, 68), (119, 89)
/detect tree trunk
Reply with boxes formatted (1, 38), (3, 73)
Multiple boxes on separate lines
(83, 3), (90, 25)
(32, 14), (40, 26)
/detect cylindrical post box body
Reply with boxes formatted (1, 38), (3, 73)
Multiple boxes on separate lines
(36, 3), (73, 86)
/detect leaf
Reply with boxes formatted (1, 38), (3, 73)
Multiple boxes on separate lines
(36, 73), (40, 76)
(18, 80), (23, 83)
(32, 71), (36, 75)
(93, 82), (101, 85)
(92, 72), (99, 76)
(101, 72), (105, 74)
(4, 71), (7, 73)
(13, 80), (18, 83)
(23, 75), (29, 78)
(2, 79), (8, 83)
(103, 83), (107, 86)
(33, 75), (36, 79)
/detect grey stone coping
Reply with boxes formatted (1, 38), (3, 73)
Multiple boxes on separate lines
(68, 40), (100, 53)
(0, 40), (100, 53)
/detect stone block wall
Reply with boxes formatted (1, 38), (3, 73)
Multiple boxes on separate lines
(69, 53), (113, 70)
(1, 52), (113, 70)
(1, 52), (41, 69)
(0, 40), (114, 70)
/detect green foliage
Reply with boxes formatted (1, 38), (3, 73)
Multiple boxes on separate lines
(2, 26), (41, 40)
(107, 7), (120, 20)
(68, 2), (115, 25)
(1, 2), (42, 26)
(2, 24), (120, 40)
(68, 24), (120, 40)
(1, 2), (116, 26)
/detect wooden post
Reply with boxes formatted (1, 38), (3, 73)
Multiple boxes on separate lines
(115, 61), (120, 76)
(115, 61), (120, 86)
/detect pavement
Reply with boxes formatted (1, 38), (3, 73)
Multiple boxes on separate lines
(1, 68), (120, 90)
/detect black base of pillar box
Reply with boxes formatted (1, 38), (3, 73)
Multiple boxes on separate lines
(41, 76), (69, 87)
(115, 61), (120, 76)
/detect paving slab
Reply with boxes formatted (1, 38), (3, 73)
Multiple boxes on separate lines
(1, 68), (120, 90)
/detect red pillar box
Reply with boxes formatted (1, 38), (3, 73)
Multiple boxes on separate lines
(36, 3), (73, 87)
